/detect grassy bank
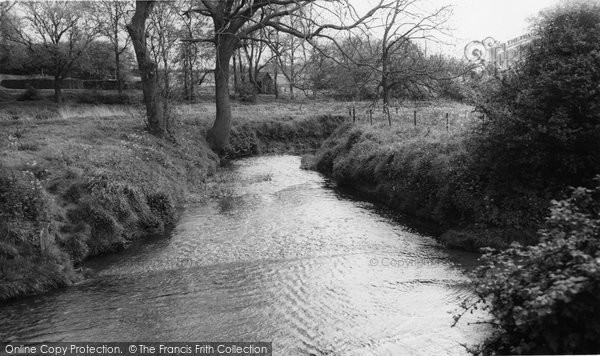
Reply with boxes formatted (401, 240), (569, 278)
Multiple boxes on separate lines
(0, 103), (219, 301)
(0, 98), (346, 301)
(308, 101), (542, 251)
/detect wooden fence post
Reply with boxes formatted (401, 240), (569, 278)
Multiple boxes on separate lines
(386, 106), (391, 126)
(446, 112), (449, 132)
(352, 107), (356, 123)
(413, 110), (417, 126)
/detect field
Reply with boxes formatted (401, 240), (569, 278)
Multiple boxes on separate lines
(2, 86), (473, 124)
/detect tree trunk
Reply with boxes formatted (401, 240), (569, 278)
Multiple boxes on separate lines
(189, 66), (195, 101)
(126, 1), (166, 137)
(273, 62), (278, 98)
(382, 74), (390, 106)
(238, 48), (244, 82)
(53, 75), (63, 103)
(115, 50), (123, 94)
(381, 54), (390, 106)
(289, 50), (295, 100)
(207, 39), (235, 153)
(183, 53), (189, 101)
(163, 56), (169, 98)
(232, 53), (238, 93)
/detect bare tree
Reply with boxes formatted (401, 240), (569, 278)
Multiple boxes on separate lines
(186, 0), (387, 153)
(272, 9), (316, 99)
(93, 1), (133, 94)
(321, 35), (380, 99)
(177, 1), (212, 101)
(127, 0), (166, 137)
(240, 28), (271, 92)
(0, 1), (16, 39)
(374, 0), (451, 104)
(294, 0), (457, 104)
(148, 1), (181, 103)
(0, 1), (17, 68)
(10, 1), (98, 103)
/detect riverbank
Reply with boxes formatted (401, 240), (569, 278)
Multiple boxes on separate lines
(0, 100), (346, 301)
(307, 103), (542, 251)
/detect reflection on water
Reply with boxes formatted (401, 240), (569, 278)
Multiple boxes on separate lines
(0, 155), (488, 355)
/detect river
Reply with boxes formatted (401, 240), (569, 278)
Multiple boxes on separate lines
(0, 155), (488, 355)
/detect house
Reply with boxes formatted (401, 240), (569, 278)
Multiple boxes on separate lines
(250, 72), (298, 96)
(255, 72), (274, 94)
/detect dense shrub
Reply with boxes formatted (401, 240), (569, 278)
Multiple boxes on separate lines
(226, 114), (346, 158)
(468, 177), (600, 354)
(75, 90), (135, 105)
(16, 86), (41, 101)
(235, 82), (257, 103)
(472, 2), (600, 191)
(462, 4), (600, 353)
(0, 168), (46, 222)
(2, 78), (83, 90)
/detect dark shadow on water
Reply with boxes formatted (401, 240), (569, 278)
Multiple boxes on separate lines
(324, 180), (446, 238)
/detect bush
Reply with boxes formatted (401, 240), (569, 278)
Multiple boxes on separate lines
(466, 177), (600, 354)
(235, 82), (257, 103)
(75, 90), (134, 105)
(472, 2), (600, 191)
(16, 86), (41, 101)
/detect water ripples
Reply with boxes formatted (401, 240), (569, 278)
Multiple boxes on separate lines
(0, 155), (488, 354)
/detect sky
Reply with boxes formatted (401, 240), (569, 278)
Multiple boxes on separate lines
(353, 0), (561, 57)
(445, 0), (559, 45)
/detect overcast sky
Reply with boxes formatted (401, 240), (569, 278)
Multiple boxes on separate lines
(446, 0), (558, 43)
(353, 0), (561, 57)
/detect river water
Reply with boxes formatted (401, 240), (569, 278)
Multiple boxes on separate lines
(0, 155), (488, 355)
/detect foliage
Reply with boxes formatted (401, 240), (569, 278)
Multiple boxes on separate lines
(6, 1), (99, 102)
(308, 36), (381, 100)
(236, 81), (258, 103)
(226, 114), (346, 158)
(16, 86), (41, 101)
(0, 166), (46, 222)
(74, 41), (126, 80)
(472, 1), (600, 191)
(307, 36), (469, 101)
(468, 178), (600, 354)
(74, 90), (135, 105)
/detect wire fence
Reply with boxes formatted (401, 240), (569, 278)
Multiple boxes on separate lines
(342, 101), (480, 134)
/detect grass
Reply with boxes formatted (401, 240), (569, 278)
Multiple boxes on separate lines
(0, 100), (222, 300)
